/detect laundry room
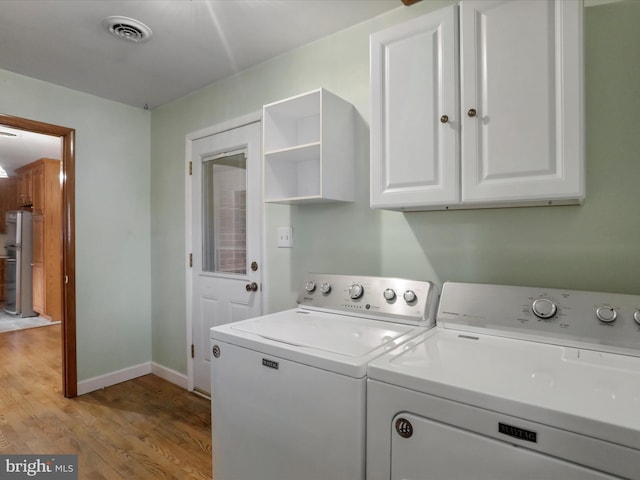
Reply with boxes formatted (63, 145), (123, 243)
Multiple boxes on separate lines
(165, 1), (640, 476)
(0, 0), (639, 478)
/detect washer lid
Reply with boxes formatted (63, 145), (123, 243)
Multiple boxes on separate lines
(211, 308), (424, 378)
(230, 309), (413, 357)
(368, 328), (640, 451)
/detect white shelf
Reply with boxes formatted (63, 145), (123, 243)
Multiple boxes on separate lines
(264, 142), (321, 162)
(263, 88), (353, 204)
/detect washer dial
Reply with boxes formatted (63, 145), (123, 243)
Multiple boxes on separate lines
(305, 281), (316, 293)
(349, 283), (364, 299)
(383, 288), (396, 301)
(596, 306), (617, 323)
(403, 290), (417, 304)
(634, 311), (640, 326)
(320, 282), (332, 294)
(532, 298), (557, 319)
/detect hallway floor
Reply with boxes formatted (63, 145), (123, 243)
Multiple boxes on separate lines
(0, 325), (212, 479)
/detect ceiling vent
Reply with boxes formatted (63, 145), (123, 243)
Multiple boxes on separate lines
(103, 16), (152, 43)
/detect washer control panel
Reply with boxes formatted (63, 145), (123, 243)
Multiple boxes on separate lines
(437, 282), (640, 356)
(297, 274), (439, 326)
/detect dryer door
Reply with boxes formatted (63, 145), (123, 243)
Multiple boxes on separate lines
(391, 413), (618, 480)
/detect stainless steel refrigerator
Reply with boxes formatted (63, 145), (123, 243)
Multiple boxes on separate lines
(4, 211), (36, 317)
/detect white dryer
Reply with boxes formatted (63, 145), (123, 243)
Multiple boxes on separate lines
(210, 273), (439, 480)
(367, 282), (640, 480)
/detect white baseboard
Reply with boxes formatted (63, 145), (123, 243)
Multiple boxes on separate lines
(77, 362), (152, 396)
(76, 362), (190, 396)
(151, 362), (188, 389)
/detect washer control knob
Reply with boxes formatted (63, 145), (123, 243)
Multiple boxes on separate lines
(383, 288), (396, 301)
(634, 311), (640, 325)
(532, 298), (557, 319)
(403, 290), (417, 304)
(349, 283), (364, 299)
(305, 281), (316, 293)
(596, 306), (617, 323)
(320, 282), (332, 295)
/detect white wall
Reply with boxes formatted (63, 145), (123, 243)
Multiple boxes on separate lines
(0, 68), (152, 383)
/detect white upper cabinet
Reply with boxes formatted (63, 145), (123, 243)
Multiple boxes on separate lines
(263, 88), (354, 204)
(370, 5), (459, 210)
(370, 0), (584, 211)
(460, 0), (584, 206)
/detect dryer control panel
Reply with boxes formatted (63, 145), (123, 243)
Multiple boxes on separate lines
(297, 274), (439, 326)
(437, 282), (640, 357)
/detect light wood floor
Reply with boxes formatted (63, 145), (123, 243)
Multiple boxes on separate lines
(0, 324), (212, 479)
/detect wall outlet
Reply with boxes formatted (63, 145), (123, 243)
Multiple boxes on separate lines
(277, 227), (293, 248)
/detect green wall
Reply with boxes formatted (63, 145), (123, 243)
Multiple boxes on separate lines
(148, 0), (639, 375)
(0, 70), (152, 381)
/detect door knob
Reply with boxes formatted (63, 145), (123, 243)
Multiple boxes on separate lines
(245, 282), (258, 292)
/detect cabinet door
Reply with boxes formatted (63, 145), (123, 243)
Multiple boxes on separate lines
(31, 163), (45, 214)
(32, 265), (44, 314)
(371, 5), (459, 210)
(460, 0), (583, 205)
(32, 214), (44, 265)
(32, 214), (45, 314)
(0, 179), (16, 234)
(17, 169), (33, 207)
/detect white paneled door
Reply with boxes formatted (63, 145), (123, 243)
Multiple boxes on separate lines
(191, 121), (262, 395)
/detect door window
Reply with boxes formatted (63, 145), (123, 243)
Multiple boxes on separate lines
(201, 150), (247, 275)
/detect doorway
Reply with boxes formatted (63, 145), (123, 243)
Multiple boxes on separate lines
(0, 113), (76, 397)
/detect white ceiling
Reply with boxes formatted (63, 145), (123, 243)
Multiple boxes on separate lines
(0, 0), (399, 110)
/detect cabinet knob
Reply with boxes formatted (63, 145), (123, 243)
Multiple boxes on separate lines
(440, 115), (449, 124)
(467, 108), (477, 118)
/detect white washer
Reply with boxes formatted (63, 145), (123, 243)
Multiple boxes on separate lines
(210, 273), (439, 480)
(367, 282), (640, 480)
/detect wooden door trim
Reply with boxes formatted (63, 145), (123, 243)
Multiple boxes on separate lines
(0, 113), (77, 397)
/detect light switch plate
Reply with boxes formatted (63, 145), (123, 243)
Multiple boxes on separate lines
(277, 227), (293, 248)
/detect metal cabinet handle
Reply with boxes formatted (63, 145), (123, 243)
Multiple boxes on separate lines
(467, 108), (477, 118)
(440, 115), (449, 124)
(245, 282), (258, 292)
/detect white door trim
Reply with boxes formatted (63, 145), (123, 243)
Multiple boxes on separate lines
(185, 110), (263, 392)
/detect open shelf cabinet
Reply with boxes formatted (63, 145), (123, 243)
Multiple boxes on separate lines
(263, 88), (354, 204)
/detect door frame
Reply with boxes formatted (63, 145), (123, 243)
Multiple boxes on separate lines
(185, 111), (263, 392)
(0, 113), (77, 398)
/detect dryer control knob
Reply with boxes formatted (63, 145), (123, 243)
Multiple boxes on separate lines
(349, 283), (364, 299)
(403, 290), (417, 304)
(634, 310), (640, 325)
(596, 306), (617, 323)
(320, 282), (332, 294)
(532, 298), (557, 319)
(305, 281), (316, 293)
(383, 288), (396, 301)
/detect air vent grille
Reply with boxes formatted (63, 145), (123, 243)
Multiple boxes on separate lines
(103, 16), (152, 43)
